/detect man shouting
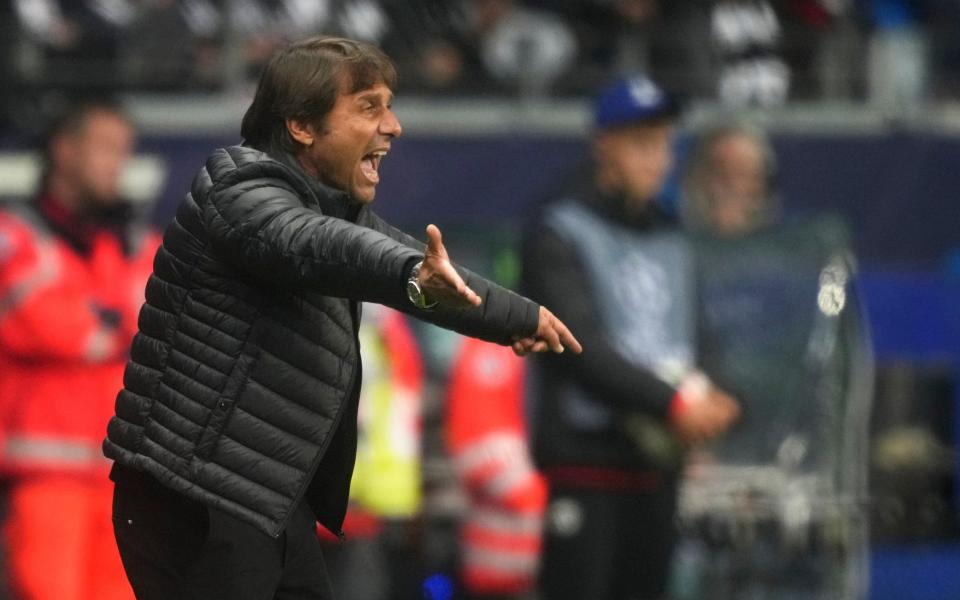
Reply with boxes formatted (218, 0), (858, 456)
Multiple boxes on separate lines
(103, 36), (580, 600)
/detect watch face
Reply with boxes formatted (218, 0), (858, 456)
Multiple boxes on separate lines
(407, 279), (424, 308)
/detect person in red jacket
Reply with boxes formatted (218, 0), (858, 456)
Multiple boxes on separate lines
(0, 99), (158, 600)
(447, 336), (548, 600)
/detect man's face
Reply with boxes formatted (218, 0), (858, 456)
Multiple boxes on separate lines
(299, 80), (401, 204)
(54, 110), (135, 208)
(592, 120), (675, 208)
(705, 133), (767, 235)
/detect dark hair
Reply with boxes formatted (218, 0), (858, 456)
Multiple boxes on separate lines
(44, 97), (129, 152)
(241, 36), (397, 154)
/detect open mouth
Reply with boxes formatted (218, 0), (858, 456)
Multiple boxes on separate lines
(360, 150), (387, 183)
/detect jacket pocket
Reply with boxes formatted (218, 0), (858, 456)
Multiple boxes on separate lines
(192, 324), (262, 460)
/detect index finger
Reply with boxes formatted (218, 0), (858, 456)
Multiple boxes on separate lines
(554, 319), (582, 354)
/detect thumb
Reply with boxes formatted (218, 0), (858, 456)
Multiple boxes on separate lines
(425, 224), (443, 256)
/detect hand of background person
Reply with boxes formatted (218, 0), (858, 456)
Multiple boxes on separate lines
(418, 224), (483, 308)
(510, 306), (583, 356)
(671, 385), (740, 445)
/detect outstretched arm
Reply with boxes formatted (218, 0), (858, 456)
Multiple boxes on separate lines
(203, 173), (421, 307)
(418, 223), (581, 355)
(363, 211), (580, 354)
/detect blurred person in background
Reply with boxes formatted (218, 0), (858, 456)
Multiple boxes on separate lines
(864, 0), (930, 116)
(782, 0), (863, 101)
(711, 0), (791, 106)
(522, 75), (740, 600)
(383, 0), (576, 97)
(676, 121), (871, 598)
(320, 305), (424, 600)
(446, 337), (546, 600)
(103, 36), (580, 600)
(0, 99), (158, 600)
(680, 122), (780, 238)
(473, 0), (578, 97)
(9, 0), (132, 83)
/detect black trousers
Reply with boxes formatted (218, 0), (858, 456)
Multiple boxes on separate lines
(111, 464), (333, 600)
(539, 484), (678, 600)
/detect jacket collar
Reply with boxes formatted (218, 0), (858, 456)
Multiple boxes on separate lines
(264, 145), (362, 223)
(36, 192), (134, 256)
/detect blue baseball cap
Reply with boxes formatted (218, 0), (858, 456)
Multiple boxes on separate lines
(593, 75), (679, 131)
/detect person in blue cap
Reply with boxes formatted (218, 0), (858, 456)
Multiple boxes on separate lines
(521, 75), (740, 599)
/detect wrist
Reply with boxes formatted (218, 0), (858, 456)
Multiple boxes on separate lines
(406, 260), (438, 310)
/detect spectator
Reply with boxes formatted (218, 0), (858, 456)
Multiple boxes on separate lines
(0, 99), (158, 600)
(379, 1), (494, 95)
(783, 0), (863, 100)
(864, 0), (930, 116)
(675, 120), (871, 598)
(680, 121), (779, 237)
(10, 0), (133, 87)
(521, 75), (739, 600)
(120, 0), (206, 90)
(476, 0), (578, 97)
(711, 0), (791, 106)
(384, 0), (576, 97)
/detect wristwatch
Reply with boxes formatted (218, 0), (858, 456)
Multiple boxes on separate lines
(406, 261), (437, 310)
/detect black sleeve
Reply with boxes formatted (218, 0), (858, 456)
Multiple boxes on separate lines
(522, 223), (677, 418)
(202, 176), (421, 307)
(363, 210), (540, 345)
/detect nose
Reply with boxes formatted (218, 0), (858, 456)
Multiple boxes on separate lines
(380, 108), (402, 139)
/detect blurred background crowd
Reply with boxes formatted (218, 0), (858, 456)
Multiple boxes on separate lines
(2, 0), (960, 114)
(0, 1), (959, 600)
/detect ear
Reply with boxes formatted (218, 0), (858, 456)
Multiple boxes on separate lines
(285, 119), (315, 147)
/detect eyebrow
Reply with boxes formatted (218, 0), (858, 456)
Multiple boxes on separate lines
(357, 92), (393, 106)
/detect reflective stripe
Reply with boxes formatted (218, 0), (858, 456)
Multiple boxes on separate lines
(3, 436), (109, 467)
(484, 463), (536, 500)
(0, 242), (60, 319)
(467, 507), (543, 537)
(462, 545), (539, 576)
(454, 431), (529, 476)
(455, 432), (538, 500)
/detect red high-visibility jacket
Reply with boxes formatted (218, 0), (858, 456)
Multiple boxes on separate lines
(446, 337), (547, 595)
(0, 202), (158, 478)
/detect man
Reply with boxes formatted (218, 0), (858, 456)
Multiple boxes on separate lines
(103, 36), (580, 600)
(680, 121), (779, 237)
(522, 76), (740, 599)
(0, 100), (156, 600)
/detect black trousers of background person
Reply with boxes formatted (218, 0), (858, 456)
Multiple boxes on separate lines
(539, 483), (678, 600)
(110, 464), (333, 600)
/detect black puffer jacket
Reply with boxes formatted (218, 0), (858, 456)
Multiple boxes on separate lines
(104, 146), (539, 537)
